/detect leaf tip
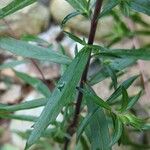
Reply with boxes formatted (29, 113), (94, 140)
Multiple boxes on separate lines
(24, 143), (29, 150)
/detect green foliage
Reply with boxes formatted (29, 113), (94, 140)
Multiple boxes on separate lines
(0, 114), (38, 122)
(26, 47), (91, 149)
(0, 60), (27, 70)
(0, 98), (47, 112)
(119, 87), (129, 112)
(66, 0), (90, 16)
(0, 0), (37, 19)
(110, 115), (123, 146)
(77, 107), (98, 142)
(128, 0), (150, 16)
(64, 31), (86, 45)
(61, 11), (81, 26)
(79, 83), (111, 110)
(86, 98), (111, 150)
(98, 48), (150, 60)
(0, 0), (150, 150)
(89, 57), (136, 85)
(99, 0), (119, 17)
(0, 38), (71, 65)
(107, 75), (139, 104)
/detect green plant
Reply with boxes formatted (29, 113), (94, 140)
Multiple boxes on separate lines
(0, 0), (150, 150)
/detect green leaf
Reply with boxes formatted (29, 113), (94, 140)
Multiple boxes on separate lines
(61, 11), (81, 26)
(99, 0), (119, 17)
(131, 13), (150, 27)
(0, 114), (37, 122)
(106, 65), (118, 90)
(120, 1), (130, 16)
(107, 75), (139, 104)
(119, 86), (129, 113)
(0, 98), (47, 112)
(142, 123), (150, 130)
(86, 98), (111, 150)
(99, 48), (150, 61)
(119, 113), (144, 129)
(77, 108), (98, 142)
(80, 135), (90, 150)
(0, 60), (26, 70)
(129, 0), (150, 16)
(89, 57), (136, 85)
(0, 37), (71, 65)
(78, 83), (111, 110)
(26, 47), (90, 149)
(66, 0), (89, 15)
(21, 35), (50, 46)
(126, 91), (142, 110)
(0, 0), (37, 19)
(14, 71), (50, 97)
(110, 116), (123, 146)
(64, 31), (85, 45)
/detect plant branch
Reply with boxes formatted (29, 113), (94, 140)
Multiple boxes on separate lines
(64, 0), (103, 149)
(30, 59), (47, 84)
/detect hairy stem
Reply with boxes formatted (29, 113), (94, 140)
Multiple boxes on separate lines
(64, 0), (103, 149)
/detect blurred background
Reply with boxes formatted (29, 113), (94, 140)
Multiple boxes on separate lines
(0, 0), (150, 149)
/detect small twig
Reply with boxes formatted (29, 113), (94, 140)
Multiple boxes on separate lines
(64, 1), (103, 149)
(30, 59), (47, 84)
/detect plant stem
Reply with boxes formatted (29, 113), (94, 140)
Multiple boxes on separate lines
(64, 0), (103, 149)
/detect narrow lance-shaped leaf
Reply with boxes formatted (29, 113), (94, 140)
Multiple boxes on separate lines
(106, 65), (118, 90)
(0, 60), (27, 70)
(110, 116), (123, 147)
(61, 11), (81, 26)
(15, 128), (59, 140)
(128, 0), (150, 16)
(15, 71), (51, 97)
(119, 1), (130, 17)
(89, 57), (136, 85)
(126, 91), (142, 111)
(77, 108), (98, 142)
(0, 38), (71, 65)
(0, 98), (47, 112)
(64, 31), (85, 45)
(78, 83), (111, 110)
(142, 123), (150, 130)
(26, 47), (91, 149)
(119, 86), (129, 113)
(107, 75), (139, 104)
(80, 135), (90, 150)
(119, 113), (144, 129)
(99, 48), (150, 61)
(99, 0), (119, 18)
(0, 0), (37, 19)
(21, 35), (51, 47)
(0, 114), (38, 122)
(86, 95), (111, 150)
(66, 0), (89, 15)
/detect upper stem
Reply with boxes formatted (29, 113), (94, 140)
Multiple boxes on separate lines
(64, 0), (103, 149)
(88, 0), (103, 45)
